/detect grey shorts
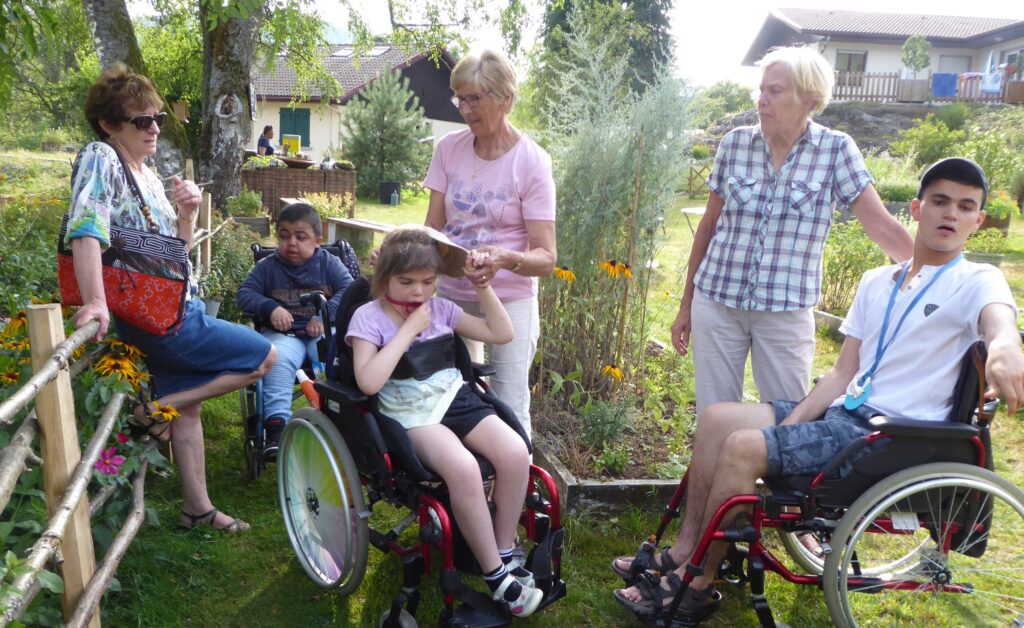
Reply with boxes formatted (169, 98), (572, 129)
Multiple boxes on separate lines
(762, 400), (880, 477)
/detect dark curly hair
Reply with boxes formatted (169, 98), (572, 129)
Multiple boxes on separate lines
(84, 63), (163, 139)
(370, 228), (442, 299)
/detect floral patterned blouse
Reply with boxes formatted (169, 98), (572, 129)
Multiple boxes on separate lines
(64, 141), (179, 246)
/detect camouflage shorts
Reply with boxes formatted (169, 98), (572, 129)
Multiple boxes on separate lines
(762, 400), (880, 477)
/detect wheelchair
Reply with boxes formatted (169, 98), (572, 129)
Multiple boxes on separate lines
(617, 340), (1024, 627)
(276, 277), (567, 626)
(240, 239), (361, 480)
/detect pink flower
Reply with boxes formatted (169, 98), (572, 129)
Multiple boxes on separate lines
(116, 432), (130, 444)
(95, 447), (126, 476)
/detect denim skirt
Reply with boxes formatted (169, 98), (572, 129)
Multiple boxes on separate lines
(114, 298), (272, 397)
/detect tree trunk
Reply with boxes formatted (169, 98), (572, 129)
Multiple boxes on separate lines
(198, 0), (262, 211)
(80, 0), (189, 178)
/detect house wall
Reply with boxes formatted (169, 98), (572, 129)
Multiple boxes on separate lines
(825, 38), (1024, 77)
(253, 100), (466, 164)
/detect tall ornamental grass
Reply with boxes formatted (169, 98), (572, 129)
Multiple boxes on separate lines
(535, 22), (689, 408)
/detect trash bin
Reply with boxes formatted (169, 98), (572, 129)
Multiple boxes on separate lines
(378, 181), (400, 204)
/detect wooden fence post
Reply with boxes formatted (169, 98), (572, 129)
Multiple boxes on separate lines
(26, 304), (99, 628)
(199, 191), (212, 277)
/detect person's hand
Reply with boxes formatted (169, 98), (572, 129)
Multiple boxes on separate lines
(369, 248), (379, 267)
(670, 303), (692, 357)
(270, 306), (293, 332)
(305, 318), (324, 338)
(464, 249), (495, 288)
(73, 298), (109, 341)
(170, 176), (201, 219)
(985, 345), (1024, 414)
(404, 302), (431, 336)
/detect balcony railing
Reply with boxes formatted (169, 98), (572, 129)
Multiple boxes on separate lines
(832, 71), (1022, 104)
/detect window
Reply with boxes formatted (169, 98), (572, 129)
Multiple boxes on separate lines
(835, 51), (867, 87)
(279, 107), (310, 149)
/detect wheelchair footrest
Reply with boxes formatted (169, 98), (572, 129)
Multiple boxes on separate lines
(442, 604), (512, 628)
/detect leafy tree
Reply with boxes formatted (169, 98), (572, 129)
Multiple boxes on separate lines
(340, 71), (431, 198)
(686, 81), (754, 129)
(902, 34), (931, 79)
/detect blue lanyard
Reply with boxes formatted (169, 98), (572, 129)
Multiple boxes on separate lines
(858, 254), (963, 385)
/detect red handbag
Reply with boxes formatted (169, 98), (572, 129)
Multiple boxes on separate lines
(57, 149), (191, 335)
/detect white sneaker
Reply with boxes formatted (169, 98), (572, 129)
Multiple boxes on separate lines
(506, 548), (536, 588)
(492, 573), (543, 618)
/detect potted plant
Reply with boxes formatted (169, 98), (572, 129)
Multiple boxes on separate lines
(965, 227), (1007, 267)
(979, 192), (1017, 235)
(898, 35), (931, 102)
(223, 186), (269, 236)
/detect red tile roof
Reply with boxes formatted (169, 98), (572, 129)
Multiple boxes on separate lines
(254, 45), (452, 103)
(774, 8), (1017, 40)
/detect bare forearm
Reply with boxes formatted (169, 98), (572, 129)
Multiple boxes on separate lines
(71, 237), (106, 307)
(476, 287), (514, 344)
(354, 331), (418, 395)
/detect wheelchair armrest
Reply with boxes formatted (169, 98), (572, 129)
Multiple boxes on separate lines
(868, 416), (979, 439)
(472, 362), (496, 378)
(314, 379), (367, 404)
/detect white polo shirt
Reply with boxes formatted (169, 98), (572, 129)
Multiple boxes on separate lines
(835, 259), (1016, 422)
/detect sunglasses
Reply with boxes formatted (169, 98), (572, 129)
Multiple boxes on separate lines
(120, 112), (168, 130)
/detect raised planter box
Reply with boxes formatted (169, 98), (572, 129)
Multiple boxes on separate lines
(232, 215), (270, 237)
(533, 443), (679, 513)
(1007, 81), (1024, 105)
(240, 168), (357, 220)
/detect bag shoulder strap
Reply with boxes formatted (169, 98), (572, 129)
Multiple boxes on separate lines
(109, 143), (160, 234)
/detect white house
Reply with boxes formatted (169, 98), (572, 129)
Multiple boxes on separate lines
(745, 9), (1024, 85)
(252, 45), (467, 161)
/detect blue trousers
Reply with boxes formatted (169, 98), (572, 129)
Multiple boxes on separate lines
(261, 332), (319, 421)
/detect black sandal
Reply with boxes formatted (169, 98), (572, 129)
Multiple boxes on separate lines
(614, 571), (683, 616)
(669, 584), (722, 623)
(611, 546), (680, 580)
(179, 508), (250, 534)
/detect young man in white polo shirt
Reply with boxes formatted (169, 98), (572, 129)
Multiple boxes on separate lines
(613, 157), (1024, 619)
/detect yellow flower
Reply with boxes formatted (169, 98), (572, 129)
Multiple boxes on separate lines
(3, 338), (29, 352)
(0, 370), (20, 385)
(617, 262), (633, 279)
(95, 354), (141, 383)
(150, 402), (180, 423)
(554, 266), (576, 282)
(106, 338), (144, 360)
(600, 260), (620, 278)
(2, 312), (27, 338)
(601, 364), (623, 381)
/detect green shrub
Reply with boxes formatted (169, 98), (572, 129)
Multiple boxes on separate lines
(890, 116), (966, 167)
(0, 194), (66, 315)
(243, 155), (285, 170)
(1010, 169), (1024, 208)
(819, 217), (889, 315)
(966, 228), (1007, 254)
(304, 191), (354, 219)
(593, 443), (629, 476)
(579, 399), (632, 449)
(876, 181), (917, 202)
(222, 186), (264, 216)
(984, 192), (1018, 220)
(934, 103), (972, 131)
(203, 220), (259, 322)
(960, 128), (1024, 190)
(690, 144), (711, 161)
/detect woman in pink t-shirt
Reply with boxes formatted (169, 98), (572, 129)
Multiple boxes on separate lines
(423, 49), (557, 437)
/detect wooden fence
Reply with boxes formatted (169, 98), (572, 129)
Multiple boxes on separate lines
(0, 312), (157, 627)
(832, 70), (1021, 104)
(685, 164), (711, 196)
(833, 71), (899, 103)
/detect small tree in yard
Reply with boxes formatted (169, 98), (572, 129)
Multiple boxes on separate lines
(340, 71), (431, 199)
(902, 35), (932, 79)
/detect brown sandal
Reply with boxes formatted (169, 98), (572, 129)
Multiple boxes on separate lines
(179, 508), (250, 534)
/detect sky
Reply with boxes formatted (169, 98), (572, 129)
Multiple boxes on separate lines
(316, 0), (1020, 88)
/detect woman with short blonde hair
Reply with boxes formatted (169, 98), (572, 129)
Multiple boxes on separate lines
(756, 46), (835, 114)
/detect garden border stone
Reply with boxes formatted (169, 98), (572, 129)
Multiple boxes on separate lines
(534, 444), (679, 513)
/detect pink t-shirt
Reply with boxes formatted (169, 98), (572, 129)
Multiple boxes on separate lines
(423, 129), (556, 302)
(345, 297), (463, 348)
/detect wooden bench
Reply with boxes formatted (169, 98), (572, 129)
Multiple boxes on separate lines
(325, 217), (394, 259)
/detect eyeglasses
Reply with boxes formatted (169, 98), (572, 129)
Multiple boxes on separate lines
(450, 92), (490, 109)
(120, 112), (168, 130)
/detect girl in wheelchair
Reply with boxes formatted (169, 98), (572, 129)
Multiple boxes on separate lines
(345, 226), (544, 618)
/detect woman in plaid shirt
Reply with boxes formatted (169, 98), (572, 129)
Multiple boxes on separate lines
(672, 46), (913, 416)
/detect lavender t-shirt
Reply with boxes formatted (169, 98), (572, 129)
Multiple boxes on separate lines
(423, 129), (556, 302)
(345, 297), (463, 348)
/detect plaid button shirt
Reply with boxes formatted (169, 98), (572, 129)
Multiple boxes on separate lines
(694, 121), (872, 312)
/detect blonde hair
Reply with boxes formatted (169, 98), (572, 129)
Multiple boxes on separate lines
(370, 228), (442, 299)
(756, 46), (835, 115)
(450, 49), (517, 108)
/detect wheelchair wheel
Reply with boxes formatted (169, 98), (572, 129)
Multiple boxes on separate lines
(278, 408), (369, 594)
(822, 463), (1024, 627)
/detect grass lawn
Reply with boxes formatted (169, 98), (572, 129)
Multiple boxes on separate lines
(3, 150), (1023, 626)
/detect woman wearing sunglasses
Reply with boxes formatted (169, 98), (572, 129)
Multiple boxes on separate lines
(422, 49), (557, 439)
(65, 63), (276, 533)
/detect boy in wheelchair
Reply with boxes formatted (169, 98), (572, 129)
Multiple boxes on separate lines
(612, 157), (1024, 622)
(345, 226), (545, 618)
(237, 202), (353, 455)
